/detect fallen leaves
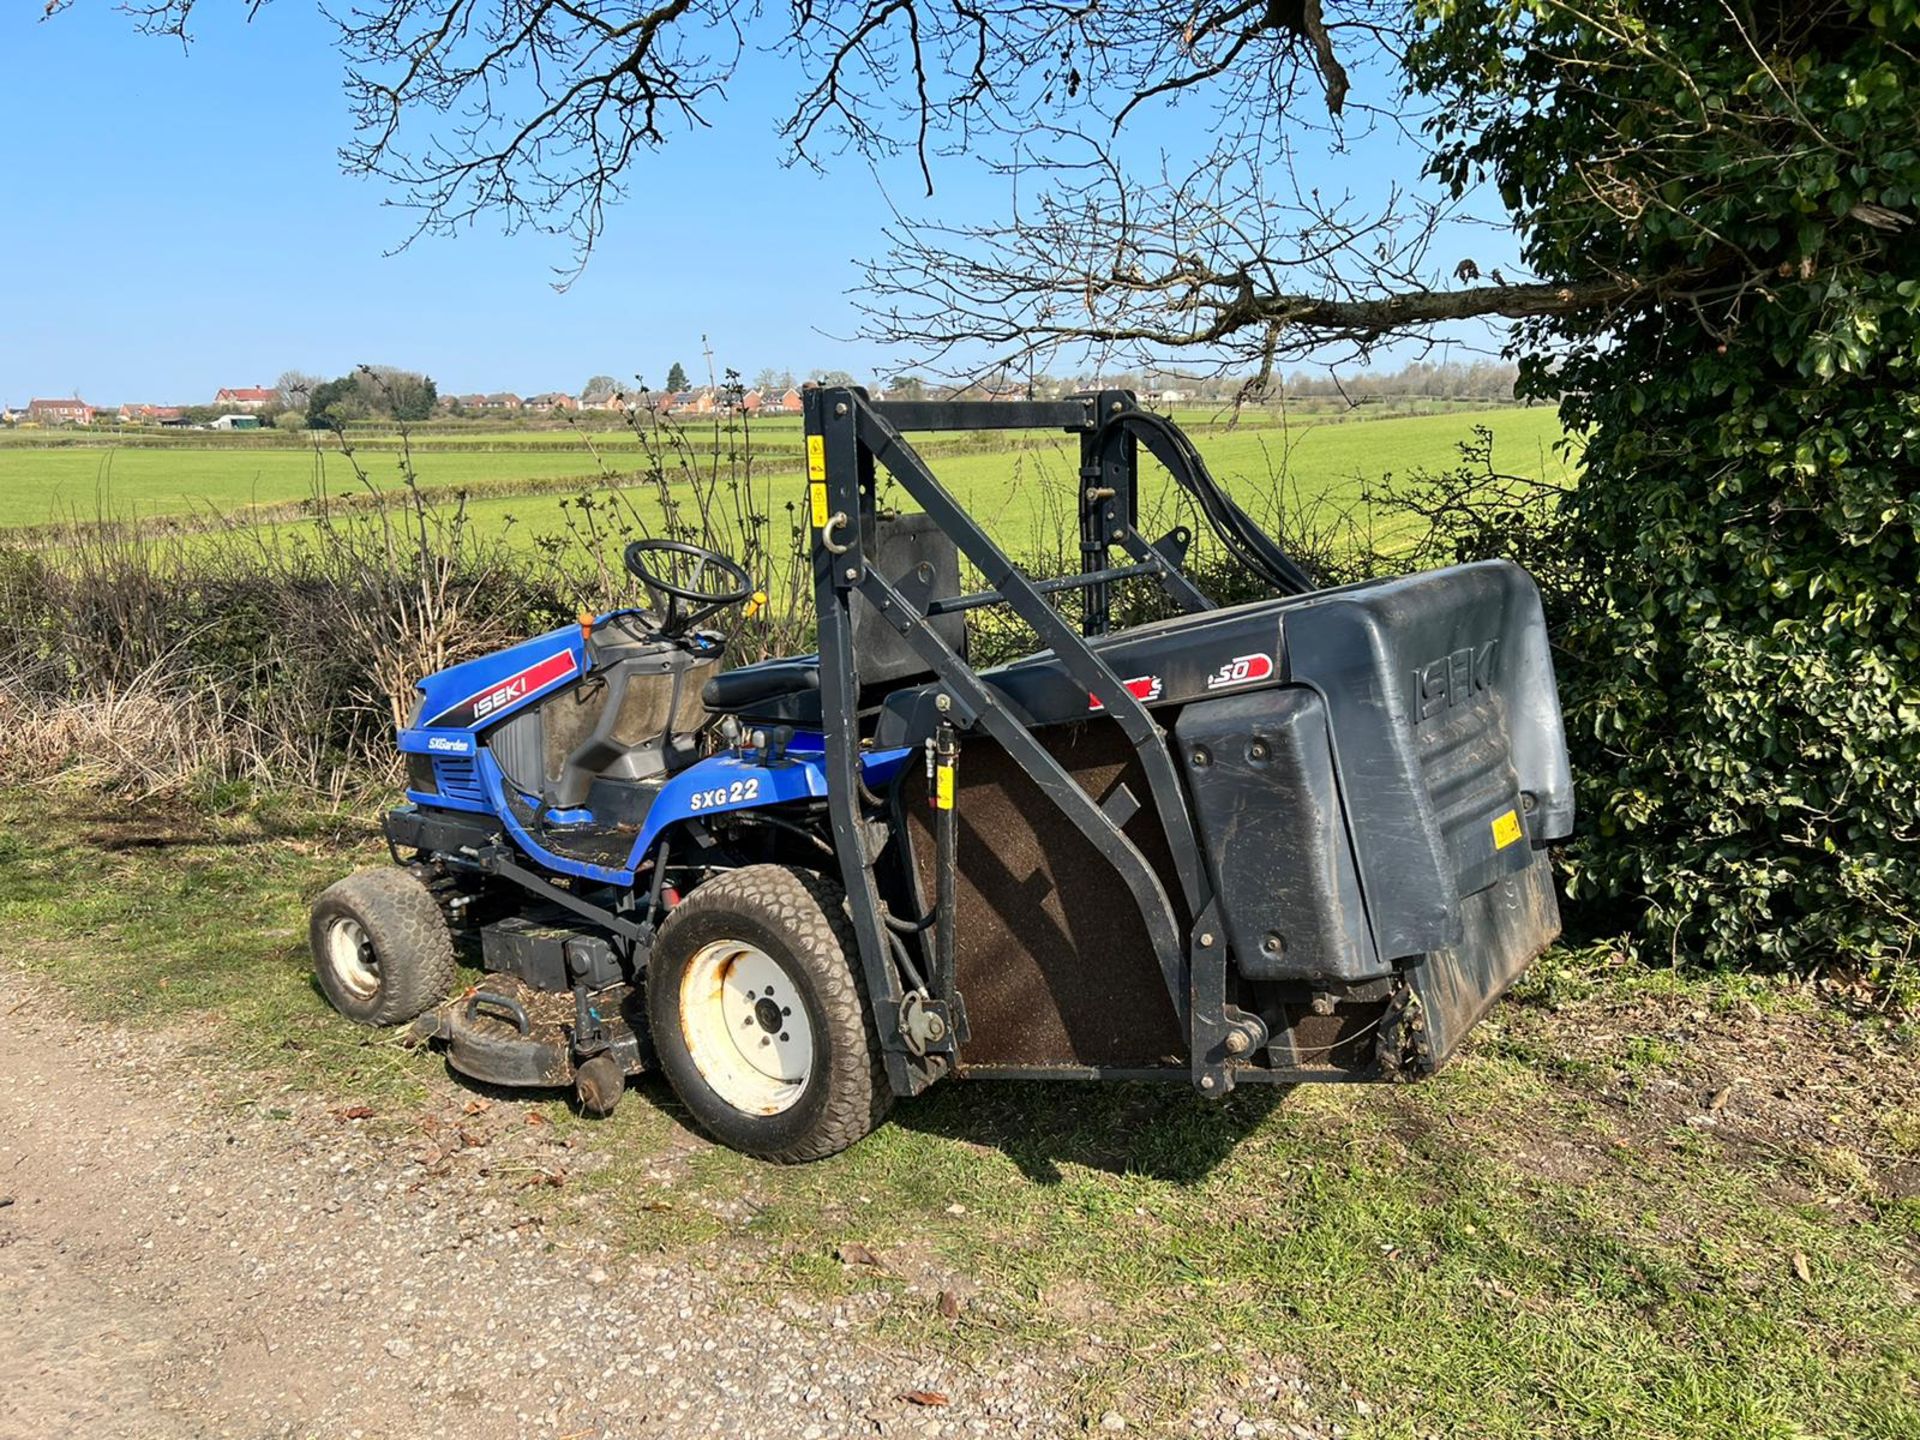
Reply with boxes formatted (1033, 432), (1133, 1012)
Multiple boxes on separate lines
(936, 1290), (961, 1321)
(1791, 1251), (1813, 1284)
(898, 1390), (949, 1408)
(330, 1105), (374, 1122)
(837, 1241), (883, 1269)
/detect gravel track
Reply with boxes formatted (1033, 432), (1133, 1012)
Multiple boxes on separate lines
(0, 971), (1087, 1440)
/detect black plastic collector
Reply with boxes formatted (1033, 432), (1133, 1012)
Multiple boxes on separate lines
(801, 387), (1572, 1101)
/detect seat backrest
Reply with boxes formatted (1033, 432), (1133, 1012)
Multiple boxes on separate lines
(853, 511), (966, 688)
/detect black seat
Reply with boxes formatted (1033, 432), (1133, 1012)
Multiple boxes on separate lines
(703, 657), (820, 710)
(703, 512), (966, 725)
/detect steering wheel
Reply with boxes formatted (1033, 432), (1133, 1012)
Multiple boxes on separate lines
(623, 538), (755, 636)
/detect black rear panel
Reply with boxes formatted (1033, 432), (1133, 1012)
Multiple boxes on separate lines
(1174, 688), (1383, 985)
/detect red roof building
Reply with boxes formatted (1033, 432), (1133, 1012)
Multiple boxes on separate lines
(213, 386), (276, 411)
(28, 397), (95, 425)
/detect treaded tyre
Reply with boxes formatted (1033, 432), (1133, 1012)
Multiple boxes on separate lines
(647, 865), (892, 1162)
(311, 867), (457, 1027)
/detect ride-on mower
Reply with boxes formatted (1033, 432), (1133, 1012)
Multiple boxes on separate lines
(311, 389), (1572, 1162)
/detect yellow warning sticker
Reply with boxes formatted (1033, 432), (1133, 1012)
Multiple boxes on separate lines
(934, 764), (955, 811)
(1491, 808), (1524, 850)
(806, 433), (827, 481)
(809, 481), (829, 529)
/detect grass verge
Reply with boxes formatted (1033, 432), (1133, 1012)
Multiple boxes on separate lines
(1, 786), (1913, 1438)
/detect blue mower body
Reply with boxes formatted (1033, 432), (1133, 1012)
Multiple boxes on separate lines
(396, 615), (912, 887)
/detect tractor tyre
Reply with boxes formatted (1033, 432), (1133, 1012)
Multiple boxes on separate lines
(310, 867), (457, 1028)
(647, 865), (892, 1163)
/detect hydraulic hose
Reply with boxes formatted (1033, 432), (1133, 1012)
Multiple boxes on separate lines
(1094, 409), (1318, 596)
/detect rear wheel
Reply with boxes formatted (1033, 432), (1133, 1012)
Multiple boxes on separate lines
(647, 865), (891, 1162)
(310, 868), (457, 1027)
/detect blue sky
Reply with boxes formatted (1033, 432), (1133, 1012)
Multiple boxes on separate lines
(0, 5), (1512, 407)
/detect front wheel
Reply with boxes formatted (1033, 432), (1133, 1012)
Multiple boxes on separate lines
(647, 865), (892, 1162)
(310, 867), (456, 1027)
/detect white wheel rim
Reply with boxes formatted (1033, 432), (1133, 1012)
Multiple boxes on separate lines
(325, 916), (380, 1000)
(679, 940), (815, 1116)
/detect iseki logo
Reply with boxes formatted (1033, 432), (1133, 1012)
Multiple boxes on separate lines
(1410, 640), (1499, 722)
(427, 649), (579, 728)
(473, 677), (530, 721)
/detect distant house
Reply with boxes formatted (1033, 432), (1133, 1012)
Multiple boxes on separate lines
(213, 386), (275, 412)
(479, 393), (522, 411)
(28, 397), (95, 425)
(524, 392), (580, 414)
(579, 390), (618, 411)
(455, 394), (488, 411)
(118, 403), (183, 424)
(662, 388), (718, 416)
(743, 387), (804, 414)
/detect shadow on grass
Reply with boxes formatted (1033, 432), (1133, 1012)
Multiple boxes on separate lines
(381, 1019), (1288, 1186)
(893, 1076), (1290, 1185)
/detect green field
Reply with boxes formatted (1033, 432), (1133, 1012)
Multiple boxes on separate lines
(0, 407), (1576, 546)
(0, 444), (613, 529)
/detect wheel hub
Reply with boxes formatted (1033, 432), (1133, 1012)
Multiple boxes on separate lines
(325, 916), (380, 1000)
(681, 941), (815, 1115)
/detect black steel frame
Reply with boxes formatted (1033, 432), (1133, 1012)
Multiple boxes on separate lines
(805, 387), (1271, 1099)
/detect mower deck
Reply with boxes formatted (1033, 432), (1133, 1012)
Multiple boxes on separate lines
(409, 975), (650, 1093)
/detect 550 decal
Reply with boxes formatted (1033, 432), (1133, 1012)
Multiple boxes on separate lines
(688, 777), (762, 811)
(1204, 652), (1275, 691)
